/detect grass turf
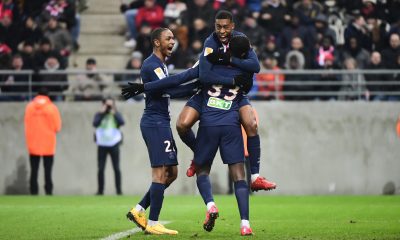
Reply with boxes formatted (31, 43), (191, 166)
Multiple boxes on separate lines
(0, 195), (399, 239)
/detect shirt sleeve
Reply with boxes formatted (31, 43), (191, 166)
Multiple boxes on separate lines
(231, 49), (261, 73)
(144, 66), (199, 92)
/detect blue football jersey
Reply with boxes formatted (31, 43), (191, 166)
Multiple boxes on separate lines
(140, 54), (171, 127)
(198, 65), (246, 127)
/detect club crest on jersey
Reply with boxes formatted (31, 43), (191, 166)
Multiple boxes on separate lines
(207, 97), (232, 110)
(204, 47), (213, 56)
(154, 67), (166, 79)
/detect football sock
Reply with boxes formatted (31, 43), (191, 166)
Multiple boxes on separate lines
(206, 201), (216, 211)
(138, 189), (151, 210)
(147, 220), (158, 227)
(241, 220), (250, 228)
(247, 135), (261, 174)
(180, 129), (196, 152)
(135, 204), (145, 212)
(234, 180), (249, 220)
(196, 175), (214, 205)
(149, 182), (166, 221)
(251, 174), (260, 183)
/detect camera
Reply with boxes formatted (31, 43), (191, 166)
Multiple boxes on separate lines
(105, 105), (112, 113)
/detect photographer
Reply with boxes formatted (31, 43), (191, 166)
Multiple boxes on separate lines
(93, 97), (125, 195)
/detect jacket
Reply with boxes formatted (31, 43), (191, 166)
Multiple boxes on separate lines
(24, 95), (61, 155)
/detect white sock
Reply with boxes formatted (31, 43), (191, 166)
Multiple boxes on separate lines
(135, 204), (144, 212)
(206, 201), (216, 211)
(241, 219), (250, 228)
(147, 220), (158, 226)
(251, 174), (260, 183)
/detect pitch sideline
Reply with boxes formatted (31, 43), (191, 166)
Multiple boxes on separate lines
(100, 221), (171, 240)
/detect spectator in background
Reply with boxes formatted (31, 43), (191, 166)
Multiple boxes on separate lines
(288, 36), (313, 69)
(38, 56), (67, 101)
(43, 17), (73, 68)
(260, 36), (284, 67)
(23, 0), (49, 19)
(0, 11), (19, 52)
(365, 16), (389, 51)
(20, 17), (44, 47)
(65, 58), (111, 101)
(34, 38), (63, 70)
(135, 0), (164, 31)
(24, 88), (62, 195)
(93, 97), (124, 195)
(121, 0), (144, 48)
(293, 0), (324, 26)
(344, 14), (372, 51)
(163, 0), (187, 26)
(283, 49), (312, 100)
(40, 0), (76, 30)
(256, 55), (285, 100)
(0, 40), (11, 69)
(342, 37), (370, 69)
(279, 13), (314, 52)
(240, 12), (266, 56)
(19, 41), (36, 70)
(0, 54), (29, 101)
(364, 51), (389, 101)
(189, 18), (211, 47)
(381, 33), (400, 69)
(313, 13), (337, 46)
(257, 0), (290, 37)
(338, 57), (368, 101)
(124, 51), (143, 80)
(135, 22), (153, 58)
(316, 53), (340, 100)
(186, 0), (215, 29)
(315, 36), (337, 68)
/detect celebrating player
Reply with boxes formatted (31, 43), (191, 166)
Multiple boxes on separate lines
(124, 28), (196, 235)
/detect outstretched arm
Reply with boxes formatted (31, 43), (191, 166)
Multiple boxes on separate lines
(144, 66), (199, 92)
(164, 81), (200, 99)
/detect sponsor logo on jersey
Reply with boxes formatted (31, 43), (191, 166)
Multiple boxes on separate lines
(204, 47), (213, 56)
(207, 97), (232, 110)
(154, 67), (166, 79)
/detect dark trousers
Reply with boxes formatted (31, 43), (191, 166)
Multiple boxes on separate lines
(97, 145), (122, 195)
(29, 155), (54, 195)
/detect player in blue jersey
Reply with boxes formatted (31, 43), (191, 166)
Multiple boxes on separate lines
(123, 10), (276, 193)
(124, 28), (197, 235)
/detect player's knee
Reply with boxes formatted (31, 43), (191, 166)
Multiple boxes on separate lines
(176, 119), (191, 135)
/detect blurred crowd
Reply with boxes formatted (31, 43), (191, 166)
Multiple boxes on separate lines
(1, 0), (400, 101)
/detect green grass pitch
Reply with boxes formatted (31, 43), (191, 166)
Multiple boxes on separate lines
(0, 195), (399, 239)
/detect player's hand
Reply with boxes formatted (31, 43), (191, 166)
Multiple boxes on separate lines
(233, 73), (253, 94)
(206, 47), (231, 65)
(121, 82), (145, 100)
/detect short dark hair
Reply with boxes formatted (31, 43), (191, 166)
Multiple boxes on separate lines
(151, 27), (169, 47)
(215, 10), (233, 22)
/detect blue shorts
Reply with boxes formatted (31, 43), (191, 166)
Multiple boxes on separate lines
(186, 91), (251, 114)
(140, 126), (178, 167)
(194, 125), (244, 166)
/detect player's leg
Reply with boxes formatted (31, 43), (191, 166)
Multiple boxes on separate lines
(177, 94), (202, 177)
(127, 126), (178, 235)
(220, 125), (252, 235)
(194, 126), (220, 232)
(176, 105), (199, 152)
(239, 104), (276, 191)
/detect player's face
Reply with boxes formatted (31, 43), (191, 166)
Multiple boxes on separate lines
(159, 30), (175, 57)
(215, 19), (234, 45)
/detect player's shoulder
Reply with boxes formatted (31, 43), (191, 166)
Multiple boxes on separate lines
(142, 55), (162, 72)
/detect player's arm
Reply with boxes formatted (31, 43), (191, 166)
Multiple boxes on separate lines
(230, 49), (260, 73)
(164, 81), (200, 99)
(144, 66), (199, 92)
(198, 37), (235, 86)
